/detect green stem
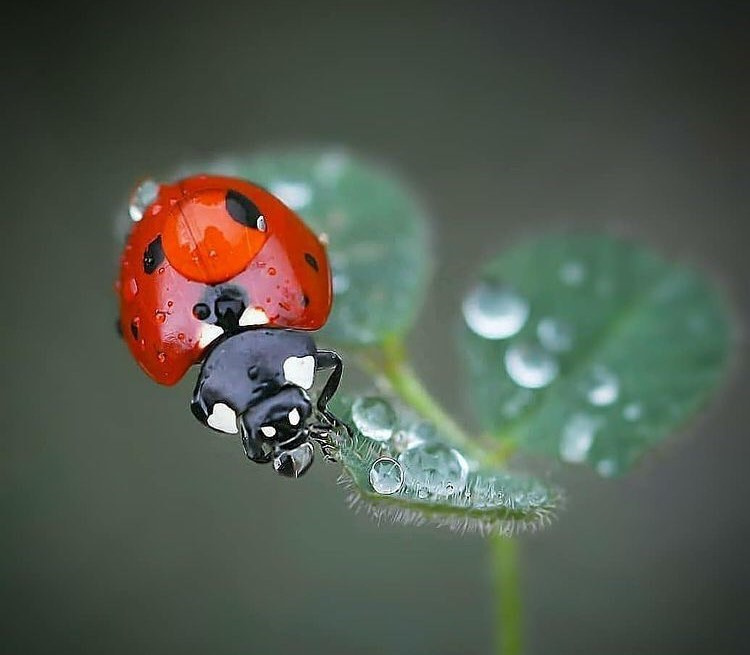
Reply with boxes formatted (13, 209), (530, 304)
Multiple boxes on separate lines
(492, 536), (523, 655)
(374, 337), (482, 458)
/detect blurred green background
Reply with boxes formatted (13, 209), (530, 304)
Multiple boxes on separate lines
(2, 2), (748, 654)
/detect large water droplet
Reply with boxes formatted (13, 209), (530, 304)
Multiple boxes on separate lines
(559, 260), (585, 286)
(399, 443), (469, 496)
(462, 282), (529, 339)
(623, 402), (642, 421)
(351, 397), (397, 442)
(129, 179), (159, 222)
(270, 181), (313, 210)
(559, 413), (600, 463)
(369, 457), (404, 495)
(585, 365), (620, 406)
(537, 317), (574, 352)
(504, 344), (559, 389)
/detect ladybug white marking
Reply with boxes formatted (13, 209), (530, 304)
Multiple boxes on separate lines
(198, 324), (224, 348)
(260, 425), (277, 438)
(288, 407), (301, 426)
(239, 307), (269, 327)
(283, 355), (315, 390)
(207, 403), (238, 434)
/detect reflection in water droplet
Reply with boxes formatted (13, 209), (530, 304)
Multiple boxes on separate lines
(586, 365), (620, 406)
(129, 179), (159, 222)
(623, 402), (642, 421)
(351, 397), (397, 441)
(399, 443), (469, 496)
(462, 282), (529, 339)
(537, 317), (574, 352)
(505, 344), (559, 389)
(559, 261), (585, 286)
(369, 457), (404, 495)
(270, 181), (313, 210)
(595, 459), (618, 477)
(560, 413), (600, 463)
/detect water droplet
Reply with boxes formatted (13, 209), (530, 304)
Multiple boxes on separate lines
(623, 402), (642, 421)
(351, 397), (397, 441)
(462, 282), (529, 339)
(125, 277), (138, 300)
(595, 458), (618, 477)
(504, 343), (558, 389)
(559, 260), (585, 286)
(537, 317), (574, 352)
(270, 181), (313, 210)
(585, 365), (620, 406)
(559, 413), (600, 463)
(391, 420), (435, 452)
(268, 267), (277, 276)
(157, 351), (167, 363)
(129, 179), (159, 222)
(155, 311), (167, 324)
(399, 443), (469, 496)
(369, 457), (404, 495)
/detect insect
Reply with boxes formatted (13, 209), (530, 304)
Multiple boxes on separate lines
(116, 174), (344, 477)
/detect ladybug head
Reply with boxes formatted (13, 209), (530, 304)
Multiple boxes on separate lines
(161, 185), (270, 285)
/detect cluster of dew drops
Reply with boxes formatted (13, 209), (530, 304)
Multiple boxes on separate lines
(349, 397), (471, 498)
(461, 261), (644, 478)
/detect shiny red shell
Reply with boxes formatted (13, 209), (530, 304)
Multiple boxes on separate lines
(117, 175), (332, 385)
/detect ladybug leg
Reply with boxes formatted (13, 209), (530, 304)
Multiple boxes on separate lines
(314, 350), (343, 422)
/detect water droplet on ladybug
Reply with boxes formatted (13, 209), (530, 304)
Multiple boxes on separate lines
(126, 278), (138, 299)
(157, 351), (167, 363)
(155, 311), (167, 324)
(268, 267), (277, 276)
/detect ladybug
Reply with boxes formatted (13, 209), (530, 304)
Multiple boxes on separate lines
(117, 174), (344, 477)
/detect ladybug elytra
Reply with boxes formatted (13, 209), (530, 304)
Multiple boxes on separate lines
(117, 174), (343, 477)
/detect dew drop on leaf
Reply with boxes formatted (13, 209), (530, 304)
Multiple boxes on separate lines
(369, 457), (404, 495)
(559, 413), (600, 463)
(623, 402), (643, 421)
(504, 343), (559, 389)
(537, 317), (574, 352)
(585, 365), (620, 406)
(351, 396), (397, 441)
(559, 260), (586, 286)
(399, 443), (470, 496)
(270, 181), (313, 210)
(462, 282), (529, 339)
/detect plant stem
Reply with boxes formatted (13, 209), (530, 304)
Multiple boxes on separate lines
(492, 535), (523, 655)
(375, 336), (482, 457)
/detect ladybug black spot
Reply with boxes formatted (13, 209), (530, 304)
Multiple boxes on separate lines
(302, 294), (310, 308)
(304, 253), (319, 272)
(225, 190), (262, 229)
(143, 236), (164, 274)
(130, 319), (139, 340)
(192, 303), (211, 320)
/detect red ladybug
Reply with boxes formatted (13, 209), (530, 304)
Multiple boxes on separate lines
(117, 174), (343, 477)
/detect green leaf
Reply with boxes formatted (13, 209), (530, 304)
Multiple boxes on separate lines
(332, 396), (561, 534)
(460, 233), (731, 476)
(215, 150), (432, 346)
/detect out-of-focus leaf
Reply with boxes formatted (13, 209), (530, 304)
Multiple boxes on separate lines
(460, 233), (731, 476)
(215, 150), (431, 346)
(332, 396), (561, 535)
